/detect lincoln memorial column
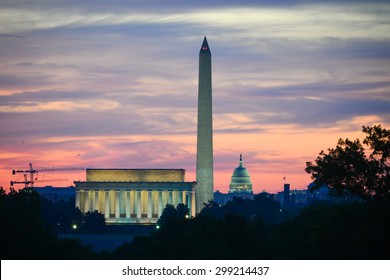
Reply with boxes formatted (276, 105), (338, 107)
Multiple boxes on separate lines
(94, 190), (99, 211)
(99, 190), (104, 213)
(105, 190), (110, 218)
(119, 190), (125, 217)
(84, 191), (90, 213)
(136, 191), (141, 218)
(178, 191), (183, 204)
(115, 191), (120, 218)
(162, 190), (167, 208)
(172, 190), (178, 206)
(158, 191), (163, 217)
(130, 190), (135, 216)
(168, 191), (173, 205)
(125, 191), (130, 218)
(147, 191), (152, 218)
(89, 190), (94, 212)
(181, 191), (186, 205)
(91, 190), (95, 211)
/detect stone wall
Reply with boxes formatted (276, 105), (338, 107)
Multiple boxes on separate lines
(86, 169), (185, 182)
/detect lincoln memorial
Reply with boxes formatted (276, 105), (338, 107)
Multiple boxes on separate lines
(74, 168), (196, 224)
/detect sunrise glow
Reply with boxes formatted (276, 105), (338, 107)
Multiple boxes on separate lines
(1, 1), (389, 194)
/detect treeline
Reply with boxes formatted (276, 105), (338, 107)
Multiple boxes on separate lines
(112, 196), (390, 260)
(1, 187), (390, 259)
(39, 195), (106, 234)
(0, 187), (104, 259)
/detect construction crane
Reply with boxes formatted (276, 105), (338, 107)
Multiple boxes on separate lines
(12, 163), (36, 187)
(10, 174), (69, 187)
(11, 163), (84, 187)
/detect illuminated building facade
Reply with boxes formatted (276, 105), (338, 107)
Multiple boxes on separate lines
(229, 154), (253, 194)
(75, 169), (196, 224)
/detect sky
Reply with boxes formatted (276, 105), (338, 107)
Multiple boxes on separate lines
(1, 0), (389, 194)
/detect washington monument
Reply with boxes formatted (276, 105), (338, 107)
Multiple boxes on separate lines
(196, 37), (214, 212)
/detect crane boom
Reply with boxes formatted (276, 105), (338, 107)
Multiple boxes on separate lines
(10, 178), (68, 187)
(12, 163), (84, 174)
(11, 163), (82, 188)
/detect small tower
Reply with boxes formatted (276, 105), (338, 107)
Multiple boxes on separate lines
(283, 183), (291, 208)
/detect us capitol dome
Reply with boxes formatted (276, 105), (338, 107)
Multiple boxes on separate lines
(229, 154), (253, 194)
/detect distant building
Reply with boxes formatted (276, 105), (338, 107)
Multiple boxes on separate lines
(283, 183), (291, 208)
(275, 183), (334, 208)
(214, 190), (254, 205)
(276, 184), (310, 208)
(214, 155), (254, 204)
(306, 183), (361, 203)
(74, 168), (196, 224)
(214, 190), (231, 205)
(229, 154), (253, 194)
(290, 189), (309, 206)
(33, 186), (75, 203)
(307, 183), (331, 202)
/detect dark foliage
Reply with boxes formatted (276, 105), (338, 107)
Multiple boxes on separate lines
(84, 210), (106, 233)
(199, 194), (286, 224)
(113, 195), (287, 259)
(113, 213), (268, 260)
(39, 197), (85, 233)
(112, 198), (390, 260)
(157, 203), (188, 226)
(268, 201), (390, 259)
(0, 187), (57, 259)
(0, 187), (100, 259)
(38, 195), (106, 234)
(306, 125), (390, 204)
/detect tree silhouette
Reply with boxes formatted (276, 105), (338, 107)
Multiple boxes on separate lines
(0, 187), (100, 259)
(268, 201), (390, 259)
(0, 187), (56, 259)
(84, 210), (106, 233)
(199, 195), (283, 224)
(198, 200), (224, 219)
(157, 203), (189, 229)
(176, 203), (190, 218)
(306, 125), (390, 204)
